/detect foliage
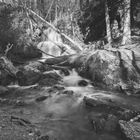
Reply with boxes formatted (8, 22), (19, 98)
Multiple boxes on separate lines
(0, 3), (24, 53)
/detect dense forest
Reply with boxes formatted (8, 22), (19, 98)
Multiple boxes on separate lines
(0, 0), (140, 140)
(1, 0), (140, 49)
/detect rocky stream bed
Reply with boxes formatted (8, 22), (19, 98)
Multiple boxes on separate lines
(0, 77), (140, 140)
(1, 47), (140, 140)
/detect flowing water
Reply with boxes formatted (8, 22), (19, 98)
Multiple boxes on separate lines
(1, 87), (124, 140)
(37, 88), (122, 140)
(1, 71), (140, 140)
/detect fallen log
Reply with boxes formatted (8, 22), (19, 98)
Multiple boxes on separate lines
(25, 7), (82, 52)
(44, 55), (72, 65)
(0, 55), (26, 86)
(0, 56), (23, 78)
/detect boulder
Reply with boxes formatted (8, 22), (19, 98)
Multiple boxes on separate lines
(0, 70), (15, 86)
(119, 120), (140, 140)
(38, 71), (61, 86)
(62, 90), (74, 95)
(18, 70), (41, 86)
(91, 114), (118, 133)
(18, 61), (53, 86)
(0, 86), (9, 95)
(104, 114), (118, 132)
(66, 48), (140, 94)
(35, 96), (49, 102)
(37, 135), (49, 140)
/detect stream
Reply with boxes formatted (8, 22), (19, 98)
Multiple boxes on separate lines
(1, 83), (140, 140)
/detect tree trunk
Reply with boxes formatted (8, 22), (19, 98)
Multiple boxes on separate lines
(122, 0), (131, 45)
(0, 56), (23, 78)
(105, 0), (112, 47)
(45, 0), (55, 20)
(79, 0), (83, 10)
(55, 0), (58, 26)
(33, 0), (37, 11)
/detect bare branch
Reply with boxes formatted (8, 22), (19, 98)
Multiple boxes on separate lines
(5, 44), (13, 57)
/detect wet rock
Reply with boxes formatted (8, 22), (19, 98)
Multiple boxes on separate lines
(34, 129), (41, 137)
(35, 96), (49, 102)
(22, 110), (32, 115)
(15, 100), (27, 106)
(39, 71), (61, 86)
(83, 96), (120, 110)
(104, 114), (118, 132)
(130, 115), (140, 122)
(84, 96), (106, 108)
(18, 69), (41, 86)
(68, 49), (140, 93)
(37, 135), (49, 140)
(17, 62), (62, 86)
(59, 68), (70, 76)
(0, 98), (10, 104)
(78, 79), (89, 87)
(91, 117), (106, 133)
(62, 90), (74, 95)
(23, 61), (48, 72)
(119, 120), (140, 140)
(0, 86), (9, 95)
(17, 61), (53, 86)
(0, 70), (16, 86)
(118, 110), (139, 121)
(91, 114), (118, 133)
(53, 85), (65, 91)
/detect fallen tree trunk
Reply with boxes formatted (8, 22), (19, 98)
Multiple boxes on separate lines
(0, 56), (23, 78)
(0, 56), (25, 86)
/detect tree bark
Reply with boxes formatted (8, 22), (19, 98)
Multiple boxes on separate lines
(33, 0), (37, 11)
(122, 0), (131, 45)
(0, 56), (23, 78)
(105, 0), (112, 47)
(45, 0), (55, 20)
(79, 0), (83, 10)
(55, 0), (58, 25)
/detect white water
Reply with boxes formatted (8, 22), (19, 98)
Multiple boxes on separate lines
(35, 69), (122, 140)
(5, 69), (124, 140)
